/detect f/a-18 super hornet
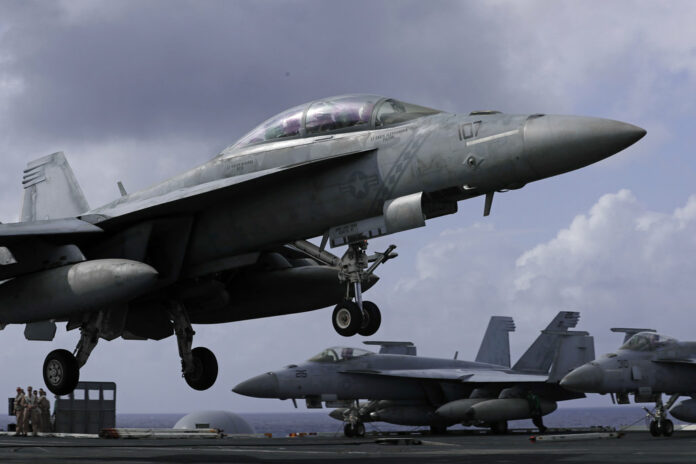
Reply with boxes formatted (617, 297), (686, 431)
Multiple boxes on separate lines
(233, 311), (594, 436)
(0, 94), (644, 396)
(561, 328), (696, 437)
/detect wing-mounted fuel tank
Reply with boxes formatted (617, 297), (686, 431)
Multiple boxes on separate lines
(328, 192), (457, 247)
(0, 259), (158, 324)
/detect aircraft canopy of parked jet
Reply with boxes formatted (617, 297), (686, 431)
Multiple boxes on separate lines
(230, 94), (442, 149)
(619, 332), (677, 352)
(308, 346), (375, 363)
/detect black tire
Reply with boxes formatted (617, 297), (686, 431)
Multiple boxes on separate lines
(491, 421), (508, 435)
(430, 424), (447, 435)
(43, 349), (80, 396)
(355, 422), (366, 437)
(184, 347), (218, 391)
(649, 420), (661, 437)
(357, 301), (381, 337)
(661, 419), (674, 437)
(344, 423), (355, 438)
(332, 301), (363, 337)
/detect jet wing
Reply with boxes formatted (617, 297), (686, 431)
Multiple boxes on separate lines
(92, 149), (376, 228)
(0, 218), (102, 244)
(340, 369), (549, 383)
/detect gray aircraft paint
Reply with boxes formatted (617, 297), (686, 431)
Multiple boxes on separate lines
(234, 311), (594, 430)
(0, 94), (644, 394)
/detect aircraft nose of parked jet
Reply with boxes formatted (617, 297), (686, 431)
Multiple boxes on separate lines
(560, 363), (604, 393)
(524, 114), (646, 179)
(233, 372), (279, 398)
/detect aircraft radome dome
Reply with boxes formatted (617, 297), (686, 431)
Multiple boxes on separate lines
(174, 410), (255, 434)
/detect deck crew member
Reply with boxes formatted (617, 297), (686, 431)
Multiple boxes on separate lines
(38, 389), (51, 433)
(13, 387), (26, 436)
(24, 386), (36, 436)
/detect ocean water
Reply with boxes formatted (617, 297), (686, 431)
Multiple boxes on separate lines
(0, 407), (676, 435)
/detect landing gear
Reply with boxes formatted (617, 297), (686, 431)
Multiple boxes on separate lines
(43, 349), (79, 395)
(490, 421), (508, 434)
(168, 301), (218, 390)
(44, 311), (104, 395)
(333, 242), (396, 337)
(430, 425), (447, 435)
(332, 301), (363, 337)
(645, 394), (679, 437)
(344, 421), (365, 438)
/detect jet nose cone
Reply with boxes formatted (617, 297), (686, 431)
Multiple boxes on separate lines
(524, 114), (646, 179)
(560, 364), (604, 393)
(232, 372), (279, 398)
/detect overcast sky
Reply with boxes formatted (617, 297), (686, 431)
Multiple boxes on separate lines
(2, 1), (696, 418)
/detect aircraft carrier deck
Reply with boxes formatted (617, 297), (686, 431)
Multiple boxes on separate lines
(0, 429), (694, 463)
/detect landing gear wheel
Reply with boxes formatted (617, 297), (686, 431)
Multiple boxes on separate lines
(332, 301), (363, 337)
(355, 422), (366, 437)
(491, 421), (508, 435)
(184, 347), (218, 391)
(660, 419), (674, 437)
(43, 349), (80, 395)
(430, 425), (447, 435)
(649, 420), (661, 437)
(344, 423), (356, 437)
(357, 301), (381, 337)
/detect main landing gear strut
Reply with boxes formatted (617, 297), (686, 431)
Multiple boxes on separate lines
(42, 302), (218, 396)
(168, 301), (218, 391)
(645, 394), (679, 437)
(332, 242), (397, 337)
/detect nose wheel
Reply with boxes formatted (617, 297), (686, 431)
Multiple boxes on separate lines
(645, 393), (679, 437)
(332, 242), (396, 337)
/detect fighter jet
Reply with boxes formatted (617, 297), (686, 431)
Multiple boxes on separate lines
(0, 94), (644, 395)
(561, 328), (696, 437)
(233, 311), (594, 436)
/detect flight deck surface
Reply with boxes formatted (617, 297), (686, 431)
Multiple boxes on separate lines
(0, 430), (693, 464)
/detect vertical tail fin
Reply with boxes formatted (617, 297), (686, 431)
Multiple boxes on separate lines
(546, 331), (595, 382)
(512, 311), (580, 373)
(475, 316), (516, 367)
(21, 152), (90, 221)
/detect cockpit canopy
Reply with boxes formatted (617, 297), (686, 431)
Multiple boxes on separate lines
(619, 332), (677, 352)
(231, 94), (441, 149)
(307, 346), (374, 363)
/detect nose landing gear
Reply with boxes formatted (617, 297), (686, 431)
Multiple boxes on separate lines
(332, 242), (396, 337)
(645, 394), (679, 437)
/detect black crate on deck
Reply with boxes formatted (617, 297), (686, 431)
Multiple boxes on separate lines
(54, 381), (116, 434)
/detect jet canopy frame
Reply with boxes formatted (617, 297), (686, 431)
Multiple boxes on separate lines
(230, 94), (441, 150)
(307, 346), (374, 363)
(619, 332), (677, 352)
